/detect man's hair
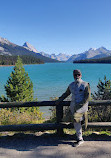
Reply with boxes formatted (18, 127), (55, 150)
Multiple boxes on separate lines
(73, 69), (81, 75)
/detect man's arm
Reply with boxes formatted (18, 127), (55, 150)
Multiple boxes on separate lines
(74, 83), (91, 111)
(56, 87), (71, 104)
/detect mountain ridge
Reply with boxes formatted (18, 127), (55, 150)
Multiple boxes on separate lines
(0, 37), (59, 63)
(1, 36), (111, 62)
(67, 47), (111, 62)
(22, 42), (71, 61)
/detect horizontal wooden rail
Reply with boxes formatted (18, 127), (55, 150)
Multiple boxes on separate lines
(0, 100), (111, 134)
(0, 123), (59, 132)
(0, 122), (110, 132)
(0, 100), (111, 108)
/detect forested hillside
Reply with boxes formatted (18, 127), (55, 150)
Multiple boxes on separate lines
(0, 55), (44, 65)
(73, 56), (111, 63)
(0, 41), (59, 63)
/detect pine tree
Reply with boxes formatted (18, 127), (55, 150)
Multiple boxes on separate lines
(0, 56), (43, 123)
(4, 56), (34, 102)
(90, 75), (111, 122)
(92, 75), (111, 100)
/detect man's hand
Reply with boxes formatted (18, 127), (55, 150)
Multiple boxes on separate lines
(55, 99), (62, 106)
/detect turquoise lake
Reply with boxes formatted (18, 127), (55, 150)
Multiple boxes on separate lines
(0, 63), (111, 117)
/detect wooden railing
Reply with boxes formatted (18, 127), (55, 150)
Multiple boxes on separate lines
(0, 100), (111, 135)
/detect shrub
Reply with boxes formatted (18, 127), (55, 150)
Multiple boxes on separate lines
(90, 75), (111, 122)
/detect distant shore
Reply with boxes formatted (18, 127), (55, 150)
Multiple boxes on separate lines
(0, 63), (44, 67)
(0, 65), (14, 67)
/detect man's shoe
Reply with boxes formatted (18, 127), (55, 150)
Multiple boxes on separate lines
(73, 139), (84, 147)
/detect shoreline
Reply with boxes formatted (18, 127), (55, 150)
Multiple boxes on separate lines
(0, 63), (44, 67)
(0, 65), (14, 67)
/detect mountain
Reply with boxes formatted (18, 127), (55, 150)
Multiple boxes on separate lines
(23, 42), (39, 53)
(50, 53), (71, 61)
(2, 36), (110, 63)
(22, 41), (71, 61)
(39, 52), (71, 61)
(0, 37), (59, 63)
(67, 47), (111, 62)
(49, 53), (71, 61)
(0, 37), (15, 56)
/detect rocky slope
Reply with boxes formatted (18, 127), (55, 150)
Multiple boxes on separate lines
(67, 47), (111, 62)
(0, 37), (59, 63)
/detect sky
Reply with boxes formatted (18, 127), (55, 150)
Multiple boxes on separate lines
(0, 0), (111, 55)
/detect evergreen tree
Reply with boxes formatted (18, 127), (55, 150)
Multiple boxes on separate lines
(90, 75), (111, 122)
(0, 56), (43, 123)
(92, 75), (111, 100)
(4, 56), (34, 102)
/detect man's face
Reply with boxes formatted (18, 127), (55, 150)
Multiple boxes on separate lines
(73, 73), (82, 81)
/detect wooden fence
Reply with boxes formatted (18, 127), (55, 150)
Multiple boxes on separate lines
(0, 100), (111, 135)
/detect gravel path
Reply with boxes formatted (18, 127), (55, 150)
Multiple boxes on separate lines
(0, 133), (111, 158)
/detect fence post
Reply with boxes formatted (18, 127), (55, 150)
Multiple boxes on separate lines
(56, 103), (63, 136)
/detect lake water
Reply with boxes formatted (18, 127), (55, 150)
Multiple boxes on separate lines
(0, 63), (111, 117)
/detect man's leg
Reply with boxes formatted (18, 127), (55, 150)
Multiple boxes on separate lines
(73, 121), (84, 147)
(74, 121), (83, 141)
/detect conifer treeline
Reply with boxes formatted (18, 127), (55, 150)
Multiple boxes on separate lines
(0, 55), (44, 65)
(73, 56), (111, 63)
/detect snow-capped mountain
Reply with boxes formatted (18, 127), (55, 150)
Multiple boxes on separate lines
(0, 37), (16, 46)
(1, 36), (111, 62)
(23, 42), (39, 53)
(0, 37), (59, 63)
(0, 37), (16, 55)
(50, 53), (71, 61)
(40, 52), (71, 61)
(23, 42), (71, 61)
(67, 47), (111, 62)
(23, 41), (111, 62)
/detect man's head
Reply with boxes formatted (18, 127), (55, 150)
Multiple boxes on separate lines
(73, 69), (82, 81)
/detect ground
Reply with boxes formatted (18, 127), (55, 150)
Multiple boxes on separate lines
(0, 132), (111, 158)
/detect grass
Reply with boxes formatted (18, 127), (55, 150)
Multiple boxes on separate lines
(63, 128), (111, 136)
(0, 129), (110, 138)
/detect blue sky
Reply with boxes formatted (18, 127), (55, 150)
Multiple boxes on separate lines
(0, 0), (111, 55)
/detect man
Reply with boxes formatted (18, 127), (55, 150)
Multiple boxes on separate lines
(56, 69), (90, 147)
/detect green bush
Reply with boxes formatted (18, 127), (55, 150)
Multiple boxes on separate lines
(0, 108), (44, 125)
(90, 75), (111, 122)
